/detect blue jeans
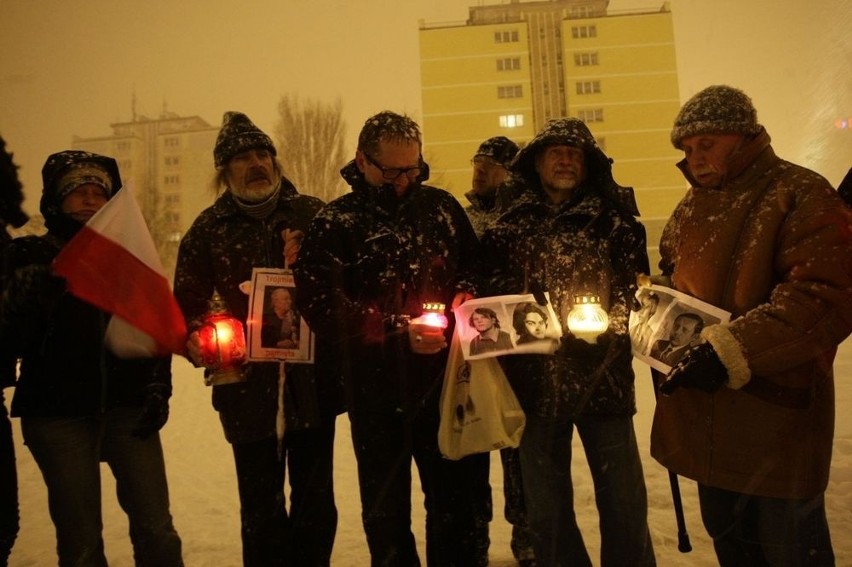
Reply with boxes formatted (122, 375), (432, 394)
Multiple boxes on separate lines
(698, 484), (835, 566)
(519, 413), (655, 567)
(22, 408), (183, 567)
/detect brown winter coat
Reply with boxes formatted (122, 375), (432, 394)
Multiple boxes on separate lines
(651, 129), (852, 499)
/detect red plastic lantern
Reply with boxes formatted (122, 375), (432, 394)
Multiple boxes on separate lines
(411, 302), (449, 330)
(198, 290), (247, 386)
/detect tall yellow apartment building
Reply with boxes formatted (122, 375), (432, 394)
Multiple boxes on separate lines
(419, 0), (686, 266)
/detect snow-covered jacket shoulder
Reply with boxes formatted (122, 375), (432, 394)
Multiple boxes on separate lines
(652, 129), (852, 498)
(294, 162), (479, 345)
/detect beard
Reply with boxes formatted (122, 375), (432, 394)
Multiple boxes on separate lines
(230, 173), (279, 203)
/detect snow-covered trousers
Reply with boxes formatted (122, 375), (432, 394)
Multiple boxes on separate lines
(349, 401), (491, 567)
(519, 413), (655, 567)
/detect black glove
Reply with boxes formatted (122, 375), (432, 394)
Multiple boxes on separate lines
(560, 330), (614, 360)
(659, 342), (728, 395)
(131, 384), (171, 439)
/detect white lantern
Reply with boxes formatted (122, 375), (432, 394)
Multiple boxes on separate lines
(566, 294), (609, 344)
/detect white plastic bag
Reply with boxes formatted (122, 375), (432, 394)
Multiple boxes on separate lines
(438, 333), (525, 460)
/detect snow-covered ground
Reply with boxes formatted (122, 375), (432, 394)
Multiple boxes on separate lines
(8, 338), (852, 566)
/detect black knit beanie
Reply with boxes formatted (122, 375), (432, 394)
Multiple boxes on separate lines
(213, 111), (276, 168)
(670, 85), (761, 149)
(474, 136), (519, 167)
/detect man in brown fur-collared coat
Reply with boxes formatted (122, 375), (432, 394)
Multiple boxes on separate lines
(651, 85), (852, 565)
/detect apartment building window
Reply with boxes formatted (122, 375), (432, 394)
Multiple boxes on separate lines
(164, 174), (180, 185)
(164, 193), (181, 205)
(115, 141), (131, 153)
(577, 109), (604, 122)
(119, 159), (132, 171)
(497, 85), (523, 99)
(574, 52), (599, 66)
(164, 137), (180, 148)
(496, 57), (521, 71)
(571, 25), (597, 39)
(499, 114), (525, 128)
(164, 156), (181, 166)
(576, 81), (601, 95)
(494, 30), (519, 43)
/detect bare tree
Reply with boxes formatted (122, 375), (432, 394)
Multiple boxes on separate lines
(274, 94), (348, 203)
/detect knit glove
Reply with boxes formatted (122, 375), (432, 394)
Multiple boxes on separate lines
(659, 342), (728, 395)
(131, 384), (171, 439)
(560, 329), (616, 360)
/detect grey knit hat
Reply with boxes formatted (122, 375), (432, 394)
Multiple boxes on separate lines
(670, 85), (761, 148)
(214, 111), (276, 167)
(474, 136), (519, 167)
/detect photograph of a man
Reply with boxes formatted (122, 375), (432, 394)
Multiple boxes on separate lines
(468, 307), (514, 356)
(261, 286), (300, 349)
(630, 291), (660, 355)
(649, 311), (704, 367)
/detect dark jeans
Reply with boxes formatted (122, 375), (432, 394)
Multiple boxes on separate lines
(22, 408), (183, 567)
(500, 446), (535, 562)
(231, 420), (337, 567)
(349, 405), (491, 567)
(0, 394), (18, 567)
(698, 484), (835, 566)
(519, 413), (655, 567)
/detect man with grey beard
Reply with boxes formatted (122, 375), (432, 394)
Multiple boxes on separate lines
(174, 111), (343, 566)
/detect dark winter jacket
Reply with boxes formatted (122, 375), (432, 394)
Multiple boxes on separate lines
(293, 161), (479, 414)
(651, 129), (852, 499)
(174, 177), (343, 444)
(481, 118), (649, 420)
(0, 150), (171, 417)
(464, 189), (498, 239)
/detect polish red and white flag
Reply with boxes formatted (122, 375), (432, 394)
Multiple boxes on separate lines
(54, 186), (187, 357)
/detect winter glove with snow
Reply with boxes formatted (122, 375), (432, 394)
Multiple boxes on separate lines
(659, 342), (728, 395)
(131, 384), (171, 439)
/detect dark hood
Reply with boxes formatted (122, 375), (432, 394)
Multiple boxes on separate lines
(510, 118), (639, 217)
(40, 150), (121, 239)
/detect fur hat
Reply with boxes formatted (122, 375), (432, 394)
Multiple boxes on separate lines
(214, 111), (276, 168)
(670, 85), (761, 148)
(474, 136), (519, 167)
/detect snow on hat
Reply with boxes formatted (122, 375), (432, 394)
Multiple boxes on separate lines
(670, 85), (761, 148)
(55, 163), (113, 202)
(214, 111), (276, 167)
(474, 136), (519, 167)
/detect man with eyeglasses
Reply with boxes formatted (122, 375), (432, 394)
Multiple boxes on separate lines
(466, 136), (519, 238)
(295, 111), (487, 566)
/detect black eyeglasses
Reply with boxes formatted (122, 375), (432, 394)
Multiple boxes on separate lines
(363, 152), (423, 181)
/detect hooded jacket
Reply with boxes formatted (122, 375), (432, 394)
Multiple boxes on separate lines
(651, 129), (852, 499)
(294, 161), (479, 414)
(481, 118), (649, 420)
(174, 177), (343, 444)
(1, 150), (171, 417)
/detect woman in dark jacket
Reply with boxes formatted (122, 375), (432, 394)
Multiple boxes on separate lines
(0, 150), (182, 566)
